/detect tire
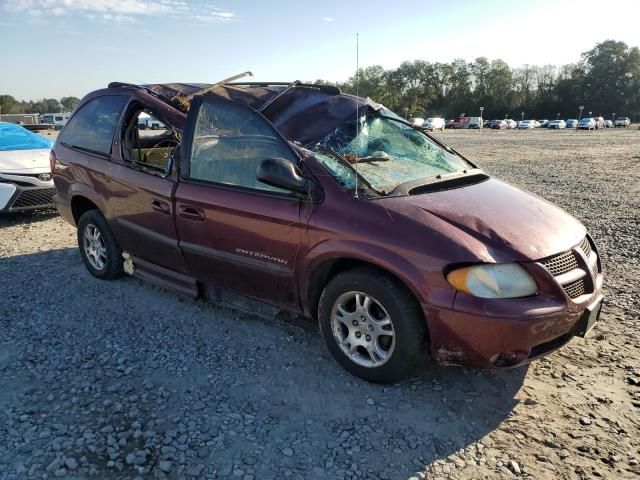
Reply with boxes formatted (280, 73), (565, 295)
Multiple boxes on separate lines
(77, 210), (123, 280)
(318, 267), (426, 383)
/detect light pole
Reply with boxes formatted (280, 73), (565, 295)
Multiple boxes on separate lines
(556, 112), (561, 120)
(479, 106), (484, 126)
(612, 112), (616, 121)
(521, 112), (525, 122)
(578, 105), (584, 120)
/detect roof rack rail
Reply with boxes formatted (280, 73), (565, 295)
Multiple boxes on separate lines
(107, 82), (145, 90)
(228, 82), (341, 95)
(106, 82), (181, 111)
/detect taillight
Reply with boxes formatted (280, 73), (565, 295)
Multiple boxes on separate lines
(49, 150), (57, 174)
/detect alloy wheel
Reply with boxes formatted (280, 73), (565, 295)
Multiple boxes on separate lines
(83, 223), (107, 271)
(330, 291), (396, 368)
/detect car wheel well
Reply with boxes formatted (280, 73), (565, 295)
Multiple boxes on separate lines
(71, 196), (100, 224)
(308, 258), (423, 319)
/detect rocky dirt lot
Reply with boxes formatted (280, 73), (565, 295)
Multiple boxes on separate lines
(0, 128), (638, 480)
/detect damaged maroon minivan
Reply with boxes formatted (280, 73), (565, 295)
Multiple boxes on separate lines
(51, 78), (603, 383)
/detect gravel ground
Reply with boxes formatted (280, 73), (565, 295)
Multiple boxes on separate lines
(1, 128), (639, 480)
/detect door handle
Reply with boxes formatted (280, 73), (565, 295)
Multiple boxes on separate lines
(178, 205), (205, 221)
(151, 199), (171, 214)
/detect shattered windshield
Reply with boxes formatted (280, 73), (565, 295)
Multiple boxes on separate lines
(312, 108), (470, 195)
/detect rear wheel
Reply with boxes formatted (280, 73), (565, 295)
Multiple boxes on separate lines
(77, 210), (123, 280)
(318, 267), (426, 383)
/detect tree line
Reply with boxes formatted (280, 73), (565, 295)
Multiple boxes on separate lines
(315, 40), (640, 121)
(0, 96), (80, 115)
(2, 40), (638, 122)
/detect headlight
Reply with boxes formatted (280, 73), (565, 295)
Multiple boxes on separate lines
(446, 263), (537, 299)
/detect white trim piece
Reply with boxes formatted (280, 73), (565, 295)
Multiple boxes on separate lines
(0, 183), (17, 210)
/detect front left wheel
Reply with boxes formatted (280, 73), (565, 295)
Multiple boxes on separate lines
(77, 210), (123, 280)
(318, 267), (427, 383)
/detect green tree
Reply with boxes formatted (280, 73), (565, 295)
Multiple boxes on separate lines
(0, 95), (20, 114)
(60, 96), (80, 111)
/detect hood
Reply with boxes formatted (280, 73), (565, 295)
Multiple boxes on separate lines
(381, 178), (585, 262)
(0, 149), (52, 173)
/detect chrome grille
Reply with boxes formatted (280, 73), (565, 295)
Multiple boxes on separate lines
(540, 250), (578, 277)
(563, 278), (586, 298)
(11, 188), (56, 209)
(539, 236), (597, 300)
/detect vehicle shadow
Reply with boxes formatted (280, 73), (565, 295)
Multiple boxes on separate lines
(1, 247), (527, 480)
(0, 208), (58, 227)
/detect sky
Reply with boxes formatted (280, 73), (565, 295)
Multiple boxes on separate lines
(1, 0), (640, 100)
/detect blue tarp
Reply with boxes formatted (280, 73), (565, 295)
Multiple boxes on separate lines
(0, 122), (53, 151)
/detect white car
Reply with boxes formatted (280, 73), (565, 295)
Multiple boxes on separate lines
(518, 120), (535, 129)
(614, 116), (630, 127)
(423, 117), (445, 131)
(505, 119), (517, 129)
(409, 117), (425, 128)
(0, 122), (55, 212)
(565, 119), (579, 128)
(577, 118), (596, 130)
(548, 120), (566, 129)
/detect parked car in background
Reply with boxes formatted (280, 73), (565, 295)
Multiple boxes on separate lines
(518, 120), (535, 129)
(40, 112), (71, 129)
(409, 117), (425, 128)
(505, 119), (517, 129)
(548, 120), (566, 129)
(465, 117), (483, 129)
(50, 80), (603, 382)
(604, 120), (613, 128)
(593, 117), (605, 129)
(491, 120), (508, 130)
(578, 118), (596, 130)
(566, 119), (579, 128)
(0, 122), (55, 212)
(445, 119), (458, 129)
(423, 117), (446, 131)
(539, 119), (550, 128)
(485, 119), (500, 129)
(614, 116), (630, 127)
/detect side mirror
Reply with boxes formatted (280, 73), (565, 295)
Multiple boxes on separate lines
(257, 158), (309, 194)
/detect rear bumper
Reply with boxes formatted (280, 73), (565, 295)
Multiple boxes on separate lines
(423, 291), (603, 368)
(53, 193), (75, 226)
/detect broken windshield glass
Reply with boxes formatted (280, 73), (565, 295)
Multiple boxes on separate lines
(312, 108), (470, 195)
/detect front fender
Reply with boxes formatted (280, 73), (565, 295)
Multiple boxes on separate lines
(300, 238), (456, 317)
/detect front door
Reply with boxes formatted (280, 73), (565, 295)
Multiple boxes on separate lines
(175, 95), (304, 309)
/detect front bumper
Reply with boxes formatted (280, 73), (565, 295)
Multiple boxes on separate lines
(425, 294), (602, 368)
(424, 238), (604, 368)
(0, 173), (55, 212)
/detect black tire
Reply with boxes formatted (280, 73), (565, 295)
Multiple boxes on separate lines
(318, 267), (427, 383)
(77, 210), (123, 280)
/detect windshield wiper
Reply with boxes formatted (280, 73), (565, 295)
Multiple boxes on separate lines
(314, 145), (388, 196)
